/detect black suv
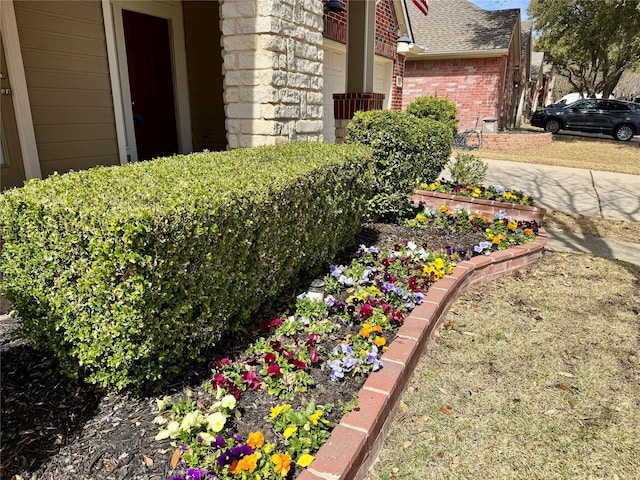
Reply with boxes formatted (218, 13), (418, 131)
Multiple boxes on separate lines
(530, 98), (640, 141)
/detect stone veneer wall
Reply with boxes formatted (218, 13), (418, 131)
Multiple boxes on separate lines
(219, 0), (324, 148)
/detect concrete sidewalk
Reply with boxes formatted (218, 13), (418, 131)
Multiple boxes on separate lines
(479, 158), (640, 266)
(481, 159), (640, 223)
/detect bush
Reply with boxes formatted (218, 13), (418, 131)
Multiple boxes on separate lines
(0, 142), (373, 390)
(406, 96), (459, 135)
(447, 153), (488, 185)
(346, 110), (451, 220)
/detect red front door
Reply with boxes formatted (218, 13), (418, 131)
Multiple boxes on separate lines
(122, 9), (179, 161)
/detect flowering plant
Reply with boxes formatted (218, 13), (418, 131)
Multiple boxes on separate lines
(209, 358), (260, 400)
(246, 334), (318, 400)
(405, 205), (538, 256)
(406, 204), (490, 233)
(478, 212), (538, 253)
(157, 394), (299, 479)
(269, 401), (334, 465)
(419, 180), (533, 206)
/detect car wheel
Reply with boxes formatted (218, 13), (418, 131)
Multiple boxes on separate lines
(543, 118), (561, 134)
(613, 124), (635, 141)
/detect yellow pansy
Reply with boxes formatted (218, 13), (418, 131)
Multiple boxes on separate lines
(283, 426), (298, 439)
(269, 404), (291, 419)
(309, 410), (323, 425)
(297, 453), (315, 467)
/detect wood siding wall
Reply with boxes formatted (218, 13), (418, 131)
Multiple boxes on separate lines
(183, 1), (226, 152)
(14, 0), (119, 177)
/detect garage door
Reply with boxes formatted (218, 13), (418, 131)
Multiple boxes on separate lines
(322, 43), (346, 143)
(322, 41), (393, 143)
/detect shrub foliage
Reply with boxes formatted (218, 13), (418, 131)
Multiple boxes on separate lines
(447, 153), (488, 186)
(0, 143), (373, 390)
(406, 95), (459, 135)
(345, 109), (451, 220)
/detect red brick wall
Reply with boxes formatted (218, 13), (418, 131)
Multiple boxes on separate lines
(323, 0), (404, 110)
(481, 132), (552, 150)
(402, 56), (510, 130)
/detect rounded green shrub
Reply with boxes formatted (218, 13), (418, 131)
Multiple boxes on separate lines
(447, 153), (488, 185)
(345, 109), (451, 220)
(406, 96), (459, 135)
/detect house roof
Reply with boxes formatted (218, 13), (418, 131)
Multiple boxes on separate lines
(521, 20), (532, 52)
(405, 0), (520, 56)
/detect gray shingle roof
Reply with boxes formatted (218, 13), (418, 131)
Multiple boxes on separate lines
(407, 0), (520, 54)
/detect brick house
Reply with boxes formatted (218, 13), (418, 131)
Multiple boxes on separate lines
(1, 0), (411, 190)
(401, 0), (526, 132)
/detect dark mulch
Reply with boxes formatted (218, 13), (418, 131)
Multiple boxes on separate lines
(1, 223), (484, 480)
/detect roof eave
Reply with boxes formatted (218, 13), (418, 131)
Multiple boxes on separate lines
(403, 48), (509, 60)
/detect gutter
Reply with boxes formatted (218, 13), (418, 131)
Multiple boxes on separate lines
(403, 48), (510, 60)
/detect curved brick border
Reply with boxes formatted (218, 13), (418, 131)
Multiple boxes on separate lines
(298, 229), (548, 480)
(410, 190), (547, 226)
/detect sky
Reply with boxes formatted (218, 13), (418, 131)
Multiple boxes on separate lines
(470, 0), (530, 20)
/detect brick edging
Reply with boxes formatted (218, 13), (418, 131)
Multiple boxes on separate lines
(297, 229), (548, 480)
(410, 190), (547, 226)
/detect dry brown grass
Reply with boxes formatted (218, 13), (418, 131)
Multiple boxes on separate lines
(367, 253), (640, 480)
(544, 209), (640, 244)
(470, 134), (640, 176)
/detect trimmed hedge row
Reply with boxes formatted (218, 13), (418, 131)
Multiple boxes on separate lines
(0, 143), (373, 390)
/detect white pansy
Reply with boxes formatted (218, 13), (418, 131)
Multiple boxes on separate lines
(155, 420), (180, 441)
(198, 432), (215, 445)
(180, 410), (203, 432)
(206, 412), (227, 432)
(220, 394), (236, 410)
(156, 396), (171, 411)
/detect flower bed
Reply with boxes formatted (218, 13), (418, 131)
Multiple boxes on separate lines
(410, 187), (546, 226)
(152, 199), (545, 480)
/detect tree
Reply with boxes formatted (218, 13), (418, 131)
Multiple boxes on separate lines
(529, 0), (640, 98)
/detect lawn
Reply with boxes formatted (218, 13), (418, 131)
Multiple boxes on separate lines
(466, 132), (640, 176)
(367, 252), (640, 479)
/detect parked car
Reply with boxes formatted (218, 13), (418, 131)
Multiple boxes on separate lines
(547, 92), (608, 107)
(548, 92), (587, 106)
(531, 98), (640, 141)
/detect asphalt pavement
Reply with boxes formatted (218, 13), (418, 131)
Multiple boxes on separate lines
(478, 158), (640, 266)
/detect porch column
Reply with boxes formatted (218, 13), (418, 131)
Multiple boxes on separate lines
(333, 1), (384, 143)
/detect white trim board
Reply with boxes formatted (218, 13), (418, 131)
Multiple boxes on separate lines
(0, 0), (41, 180)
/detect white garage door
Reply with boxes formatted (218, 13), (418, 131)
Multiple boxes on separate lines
(322, 43), (346, 143)
(322, 40), (393, 143)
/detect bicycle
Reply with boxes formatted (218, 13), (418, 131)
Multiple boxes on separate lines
(453, 117), (482, 150)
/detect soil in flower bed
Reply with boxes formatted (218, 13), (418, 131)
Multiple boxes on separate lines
(1, 222), (485, 480)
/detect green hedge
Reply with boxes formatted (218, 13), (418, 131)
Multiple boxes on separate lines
(406, 95), (459, 135)
(345, 109), (452, 219)
(0, 142), (373, 390)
